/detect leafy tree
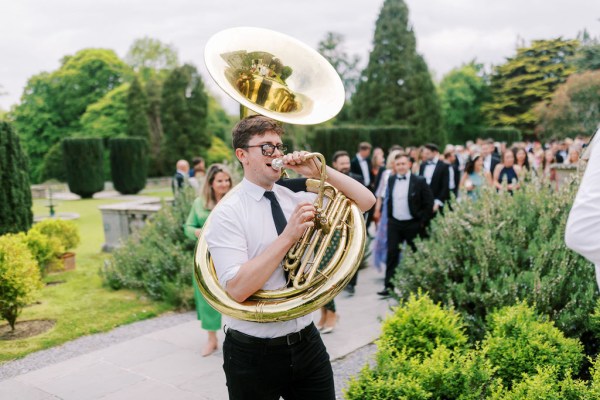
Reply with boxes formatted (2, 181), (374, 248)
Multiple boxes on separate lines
(125, 37), (179, 81)
(349, 0), (443, 144)
(483, 38), (579, 136)
(535, 70), (600, 139)
(126, 77), (150, 140)
(160, 64), (209, 174)
(573, 29), (600, 72)
(40, 141), (67, 182)
(207, 94), (235, 143)
(0, 121), (33, 234)
(438, 62), (491, 144)
(145, 76), (164, 176)
(11, 49), (132, 181)
(318, 31), (361, 99)
(80, 83), (129, 139)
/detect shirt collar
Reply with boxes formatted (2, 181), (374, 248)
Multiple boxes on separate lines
(396, 171), (411, 179)
(241, 178), (270, 202)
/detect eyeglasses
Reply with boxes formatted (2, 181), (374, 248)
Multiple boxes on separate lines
(243, 143), (287, 156)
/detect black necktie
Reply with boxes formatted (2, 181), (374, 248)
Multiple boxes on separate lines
(264, 191), (287, 235)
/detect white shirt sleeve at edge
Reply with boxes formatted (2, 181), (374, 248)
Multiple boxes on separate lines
(565, 133), (600, 290)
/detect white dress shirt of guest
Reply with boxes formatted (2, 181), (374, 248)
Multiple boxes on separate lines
(392, 171), (413, 221)
(355, 152), (371, 187)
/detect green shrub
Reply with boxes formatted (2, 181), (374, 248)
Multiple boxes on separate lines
(62, 137), (105, 198)
(0, 235), (43, 330)
(489, 366), (592, 400)
(0, 121), (33, 235)
(101, 187), (195, 308)
(18, 230), (62, 275)
(31, 219), (80, 252)
(204, 136), (234, 165)
(109, 137), (148, 194)
(380, 291), (468, 359)
(395, 177), (598, 345)
(483, 302), (584, 385)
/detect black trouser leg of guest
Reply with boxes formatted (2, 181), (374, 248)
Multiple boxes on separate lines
(384, 218), (421, 291)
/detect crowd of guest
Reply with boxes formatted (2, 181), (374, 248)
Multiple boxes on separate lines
(172, 134), (589, 349)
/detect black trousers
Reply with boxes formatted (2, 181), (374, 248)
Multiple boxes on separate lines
(384, 217), (422, 290)
(223, 323), (335, 400)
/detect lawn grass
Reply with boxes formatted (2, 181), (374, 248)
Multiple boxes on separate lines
(0, 194), (174, 363)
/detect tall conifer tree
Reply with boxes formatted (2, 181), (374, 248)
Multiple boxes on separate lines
(126, 76), (150, 140)
(161, 64), (209, 173)
(350, 0), (442, 144)
(0, 122), (33, 234)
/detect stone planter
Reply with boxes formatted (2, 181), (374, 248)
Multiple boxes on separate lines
(60, 252), (76, 271)
(550, 163), (579, 189)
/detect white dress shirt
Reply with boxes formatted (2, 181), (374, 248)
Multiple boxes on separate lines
(391, 172), (413, 221)
(423, 157), (438, 185)
(565, 133), (600, 291)
(205, 178), (316, 337)
(356, 153), (371, 187)
(483, 155), (492, 173)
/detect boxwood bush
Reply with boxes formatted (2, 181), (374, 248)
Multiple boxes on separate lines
(101, 187), (195, 308)
(393, 177), (598, 347)
(0, 234), (43, 330)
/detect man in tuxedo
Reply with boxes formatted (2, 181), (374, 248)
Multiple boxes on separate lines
(350, 142), (374, 190)
(419, 143), (450, 214)
(482, 139), (500, 174)
(378, 154), (433, 296)
(332, 150), (363, 295)
(172, 159), (190, 196)
(444, 150), (460, 198)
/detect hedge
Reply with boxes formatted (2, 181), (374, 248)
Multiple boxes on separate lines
(63, 137), (105, 198)
(109, 137), (148, 195)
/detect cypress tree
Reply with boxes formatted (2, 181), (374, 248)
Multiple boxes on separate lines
(109, 138), (148, 194)
(62, 138), (104, 198)
(350, 0), (443, 144)
(161, 64), (209, 172)
(0, 121), (33, 234)
(126, 76), (150, 140)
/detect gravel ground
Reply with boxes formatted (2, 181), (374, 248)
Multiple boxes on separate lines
(1, 311), (378, 400)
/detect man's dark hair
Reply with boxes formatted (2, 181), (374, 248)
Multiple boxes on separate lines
(332, 150), (350, 163)
(424, 143), (439, 153)
(358, 142), (372, 151)
(232, 115), (285, 150)
(394, 153), (413, 164)
(192, 156), (204, 166)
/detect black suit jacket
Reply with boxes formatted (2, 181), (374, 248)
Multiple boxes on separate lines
(350, 156), (374, 190)
(419, 160), (450, 205)
(386, 174), (434, 226)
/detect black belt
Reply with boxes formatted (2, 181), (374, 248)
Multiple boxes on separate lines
(226, 323), (314, 347)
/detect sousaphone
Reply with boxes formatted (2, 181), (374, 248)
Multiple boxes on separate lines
(194, 27), (366, 322)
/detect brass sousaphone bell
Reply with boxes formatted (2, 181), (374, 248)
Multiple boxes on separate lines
(194, 27), (366, 322)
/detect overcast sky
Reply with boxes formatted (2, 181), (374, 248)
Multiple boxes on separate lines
(1, 0), (599, 112)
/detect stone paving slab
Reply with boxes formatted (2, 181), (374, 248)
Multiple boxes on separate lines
(3, 265), (393, 400)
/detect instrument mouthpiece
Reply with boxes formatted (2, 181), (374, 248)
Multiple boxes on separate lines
(271, 158), (284, 170)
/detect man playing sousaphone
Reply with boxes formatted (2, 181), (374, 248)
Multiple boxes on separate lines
(205, 115), (375, 399)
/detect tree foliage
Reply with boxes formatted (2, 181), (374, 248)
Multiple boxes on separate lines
(535, 70), (600, 140)
(160, 64), (209, 174)
(483, 38), (579, 136)
(349, 0), (442, 144)
(318, 31), (361, 99)
(80, 83), (129, 139)
(438, 62), (491, 144)
(125, 37), (179, 81)
(11, 49), (132, 182)
(573, 30), (600, 72)
(126, 77), (150, 141)
(0, 121), (33, 235)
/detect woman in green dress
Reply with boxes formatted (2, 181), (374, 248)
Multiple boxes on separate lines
(184, 163), (233, 356)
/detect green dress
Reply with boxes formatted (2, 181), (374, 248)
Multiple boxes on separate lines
(183, 198), (221, 331)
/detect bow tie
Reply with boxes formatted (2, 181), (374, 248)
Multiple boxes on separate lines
(426, 160), (435, 166)
(397, 175), (407, 181)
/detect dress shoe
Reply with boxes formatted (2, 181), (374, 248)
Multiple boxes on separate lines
(377, 289), (390, 297)
(344, 285), (355, 296)
(320, 326), (334, 334)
